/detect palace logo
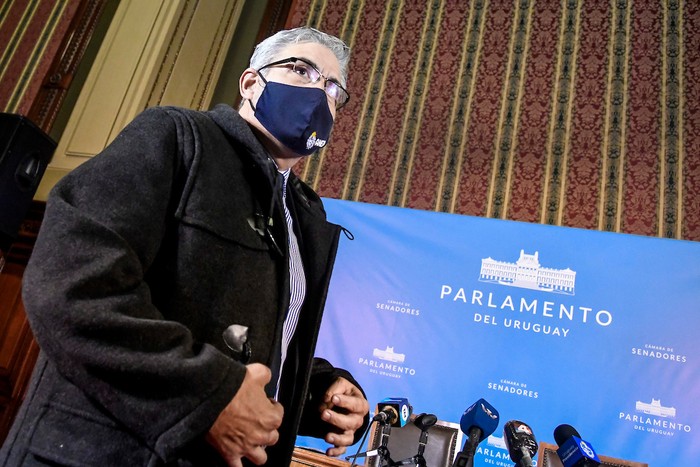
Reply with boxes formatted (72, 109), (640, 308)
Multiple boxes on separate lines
(358, 344), (416, 379)
(619, 397), (692, 436)
(479, 249), (576, 295)
(439, 249), (613, 337)
(373, 346), (405, 363)
(635, 398), (676, 418)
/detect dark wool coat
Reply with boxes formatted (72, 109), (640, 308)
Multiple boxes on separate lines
(0, 105), (367, 466)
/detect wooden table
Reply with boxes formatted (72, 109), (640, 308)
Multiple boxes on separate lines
(291, 447), (353, 467)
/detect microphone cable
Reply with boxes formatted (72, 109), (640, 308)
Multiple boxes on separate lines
(348, 420), (373, 467)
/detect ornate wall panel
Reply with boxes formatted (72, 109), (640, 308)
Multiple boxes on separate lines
(0, 0), (105, 441)
(287, 0), (700, 241)
(0, 0), (80, 116)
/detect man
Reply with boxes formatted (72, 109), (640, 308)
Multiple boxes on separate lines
(1, 27), (369, 466)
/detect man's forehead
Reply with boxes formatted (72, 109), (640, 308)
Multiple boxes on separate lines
(277, 43), (340, 76)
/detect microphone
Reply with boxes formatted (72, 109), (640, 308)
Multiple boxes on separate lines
(348, 398), (411, 466)
(451, 398), (499, 467)
(372, 397), (412, 427)
(503, 420), (538, 467)
(414, 412), (438, 431)
(222, 324), (251, 363)
(554, 424), (601, 467)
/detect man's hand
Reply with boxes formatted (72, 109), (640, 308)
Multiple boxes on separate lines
(206, 363), (284, 466)
(317, 377), (370, 457)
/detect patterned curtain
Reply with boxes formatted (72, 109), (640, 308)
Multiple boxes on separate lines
(286, 0), (700, 241)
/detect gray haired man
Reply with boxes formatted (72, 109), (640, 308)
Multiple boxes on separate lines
(1, 27), (369, 467)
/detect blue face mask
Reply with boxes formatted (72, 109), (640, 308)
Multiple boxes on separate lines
(251, 81), (334, 156)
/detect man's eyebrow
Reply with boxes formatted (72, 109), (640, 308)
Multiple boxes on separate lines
(298, 56), (320, 70)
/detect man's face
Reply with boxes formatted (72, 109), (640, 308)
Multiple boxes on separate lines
(254, 42), (343, 120)
(239, 42), (345, 166)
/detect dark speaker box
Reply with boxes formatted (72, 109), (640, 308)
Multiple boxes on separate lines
(0, 113), (56, 251)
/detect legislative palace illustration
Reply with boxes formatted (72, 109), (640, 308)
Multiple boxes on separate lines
(479, 250), (576, 295)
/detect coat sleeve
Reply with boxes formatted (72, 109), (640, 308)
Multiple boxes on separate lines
(21, 107), (245, 461)
(298, 357), (371, 444)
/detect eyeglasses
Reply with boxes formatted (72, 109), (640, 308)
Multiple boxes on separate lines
(257, 56), (350, 109)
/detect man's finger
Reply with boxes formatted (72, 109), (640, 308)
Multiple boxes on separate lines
(247, 363), (273, 384)
(326, 446), (348, 457)
(328, 393), (366, 412)
(245, 445), (269, 465)
(323, 408), (365, 431)
(326, 429), (354, 447)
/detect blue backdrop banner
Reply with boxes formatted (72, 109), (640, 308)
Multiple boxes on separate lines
(297, 199), (700, 466)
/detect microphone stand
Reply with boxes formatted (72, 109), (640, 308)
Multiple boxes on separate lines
(392, 427), (429, 467)
(451, 428), (481, 467)
(393, 413), (436, 467)
(376, 422), (396, 467)
(451, 451), (474, 467)
(346, 421), (396, 467)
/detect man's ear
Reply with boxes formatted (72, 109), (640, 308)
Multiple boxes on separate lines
(239, 68), (259, 102)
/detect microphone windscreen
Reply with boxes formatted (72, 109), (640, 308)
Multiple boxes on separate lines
(554, 424), (580, 446)
(377, 397), (412, 427)
(503, 419), (538, 462)
(554, 424), (601, 467)
(459, 398), (499, 441)
(414, 413), (438, 431)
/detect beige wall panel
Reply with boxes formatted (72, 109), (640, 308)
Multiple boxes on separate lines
(157, 1), (242, 109)
(49, 0), (183, 171)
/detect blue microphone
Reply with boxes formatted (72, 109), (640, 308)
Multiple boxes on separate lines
(373, 397), (412, 427)
(452, 398), (500, 467)
(554, 424), (601, 467)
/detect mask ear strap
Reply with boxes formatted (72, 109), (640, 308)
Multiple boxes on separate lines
(247, 72), (268, 113)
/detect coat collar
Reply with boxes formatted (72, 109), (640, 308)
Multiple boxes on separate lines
(206, 104), (279, 189)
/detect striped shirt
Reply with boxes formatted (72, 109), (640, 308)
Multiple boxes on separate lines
(275, 169), (307, 397)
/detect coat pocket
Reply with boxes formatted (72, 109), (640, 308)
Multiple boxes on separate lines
(26, 402), (154, 466)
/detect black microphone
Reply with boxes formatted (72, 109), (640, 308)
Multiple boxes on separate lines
(553, 424), (601, 467)
(452, 398), (500, 467)
(222, 324), (251, 363)
(414, 412), (438, 431)
(503, 420), (538, 467)
(372, 397), (412, 427)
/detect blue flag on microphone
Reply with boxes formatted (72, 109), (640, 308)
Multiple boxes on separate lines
(459, 398), (500, 442)
(557, 436), (601, 467)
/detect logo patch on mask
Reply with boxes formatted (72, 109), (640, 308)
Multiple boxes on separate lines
(306, 131), (327, 150)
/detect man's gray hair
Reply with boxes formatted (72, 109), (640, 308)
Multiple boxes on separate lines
(249, 27), (350, 87)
